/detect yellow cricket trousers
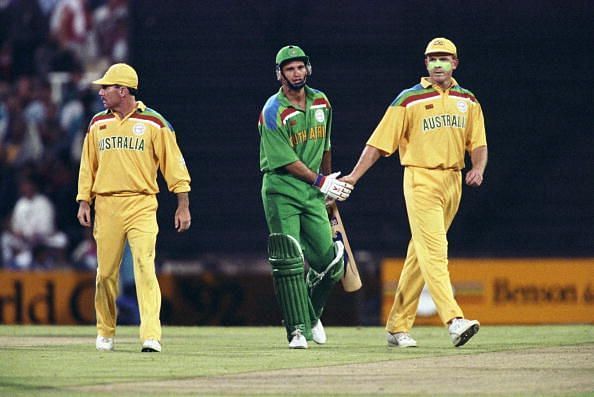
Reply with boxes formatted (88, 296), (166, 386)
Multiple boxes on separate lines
(386, 167), (464, 333)
(93, 194), (161, 342)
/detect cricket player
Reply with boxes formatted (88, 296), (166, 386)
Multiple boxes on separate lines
(258, 45), (353, 349)
(341, 38), (488, 347)
(76, 63), (191, 353)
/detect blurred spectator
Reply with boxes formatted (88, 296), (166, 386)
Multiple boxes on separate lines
(23, 77), (53, 128)
(0, 0), (130, 270)
(2, 111), (43, 168)
(49, 0), (92, 64)
(91, 0), (128, 65)
(1, 174), (68, 269)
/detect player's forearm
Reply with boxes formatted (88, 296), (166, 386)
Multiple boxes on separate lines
(284, 161), (318, 184)
(321, 150), (332, 175)
(470, 145), (488, 174)
(76, 150), (94, 202)
(176, 192), (190, 209)
(347, 145), (383, 184)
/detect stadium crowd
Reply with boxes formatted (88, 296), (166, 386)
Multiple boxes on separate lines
(0, 0), (129, 270)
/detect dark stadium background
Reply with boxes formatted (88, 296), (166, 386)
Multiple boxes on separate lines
(128, 1), (593, 260)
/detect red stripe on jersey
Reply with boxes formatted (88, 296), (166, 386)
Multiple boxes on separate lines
(399, 91), (440, 107)
(450, 91), (477, 102)
(130, 114), (165, 127)
(90, 113), (115, 125)
(88, 114), (115, 132)
(280, 107), (297, 121)
(312, 98), (329, 107)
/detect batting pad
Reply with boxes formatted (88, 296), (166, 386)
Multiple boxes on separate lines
(307, 241), (345, 320)
(268, 234), (313, 341)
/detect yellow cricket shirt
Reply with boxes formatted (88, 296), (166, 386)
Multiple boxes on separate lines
(76, 101), (191, 202)
(367, 77), (487, 170)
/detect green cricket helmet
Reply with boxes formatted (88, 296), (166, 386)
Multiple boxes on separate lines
(275, 45), (312, 81)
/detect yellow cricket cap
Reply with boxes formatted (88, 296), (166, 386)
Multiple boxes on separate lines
(424, 37), (457, 57)
(92, 63), (139, 89)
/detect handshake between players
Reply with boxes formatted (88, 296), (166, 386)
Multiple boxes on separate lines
(312, 171), (354, 202)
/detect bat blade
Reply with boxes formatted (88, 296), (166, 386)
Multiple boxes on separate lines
(328, 202), (362, 292)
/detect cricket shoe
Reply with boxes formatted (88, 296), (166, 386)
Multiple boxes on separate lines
(141, 339), (162, 352)
(96, 336), (114, 351)
(448, 318), (480, 347)
(312, 320), (327, 344)
(288, 330), (308, 349)
(387, 332), (417, 348)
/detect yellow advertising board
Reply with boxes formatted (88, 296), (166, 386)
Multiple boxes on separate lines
(0, 271), (209, 325)
(381, 258), (594, 325)
(0, 271), (96, 324)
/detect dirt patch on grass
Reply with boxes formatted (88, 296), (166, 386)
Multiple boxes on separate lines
(78, 345), (593, 395)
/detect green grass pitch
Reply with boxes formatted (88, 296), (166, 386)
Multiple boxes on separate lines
(1, 325), (592, 396)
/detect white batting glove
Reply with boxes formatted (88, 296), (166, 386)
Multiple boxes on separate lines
(313, 171), (354, 201)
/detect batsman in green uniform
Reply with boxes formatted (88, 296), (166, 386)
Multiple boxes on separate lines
(258, 45), (354, 349)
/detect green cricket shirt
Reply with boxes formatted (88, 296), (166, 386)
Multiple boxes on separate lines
(258, 85), (332, 175)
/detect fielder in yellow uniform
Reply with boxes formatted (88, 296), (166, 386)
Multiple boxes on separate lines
(342, 38), (488, 348)
(76, 63), (191, 353)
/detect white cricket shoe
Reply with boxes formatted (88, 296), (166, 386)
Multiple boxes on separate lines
(312, 320), (327, 344)
(96, 336), (114, 351)
(141, 339), (162, 352)
(387, 332), (417, 348)
(448, 318), (480, 347)
(288, 330), (308, 349)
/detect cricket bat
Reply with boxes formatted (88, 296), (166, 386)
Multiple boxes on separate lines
(328, 202), (362, 292)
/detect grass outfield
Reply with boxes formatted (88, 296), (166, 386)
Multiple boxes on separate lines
(1, 325), (592, 396)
